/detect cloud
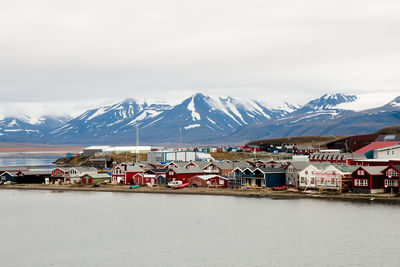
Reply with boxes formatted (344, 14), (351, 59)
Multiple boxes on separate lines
(0, 0), (399, 115)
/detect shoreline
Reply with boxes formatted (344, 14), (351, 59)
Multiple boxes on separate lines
(2, 184), (400, 205)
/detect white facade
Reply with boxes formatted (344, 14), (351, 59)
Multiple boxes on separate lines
(374, 145), (400, 159)
(64, 167), (98, 184)
(316, 165), (343, 191)
(103, 146), (151, 154)
(298, 165), (320, 189)
(147, 151), (213, 162)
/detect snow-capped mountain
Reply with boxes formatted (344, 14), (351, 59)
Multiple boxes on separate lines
(282, 93), (358, 123)
(0, 115), (70, 142)
(48, 93), (288, 144)
(131, 93), (286, 143)
(229, 94), (400, 141)
(1, 92), (399, 145)
(50, 98), (172, 141)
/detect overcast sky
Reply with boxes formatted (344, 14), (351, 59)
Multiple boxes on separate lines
(0, 0), (399, 117)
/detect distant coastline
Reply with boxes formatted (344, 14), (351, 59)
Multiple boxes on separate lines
(0, 143), (83, 153)
(2, 184), (400, 205)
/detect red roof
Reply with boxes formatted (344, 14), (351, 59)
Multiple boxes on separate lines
(354, 142), (399, 154)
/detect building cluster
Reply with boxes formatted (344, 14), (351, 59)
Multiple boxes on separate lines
(1, 135), (400, 194)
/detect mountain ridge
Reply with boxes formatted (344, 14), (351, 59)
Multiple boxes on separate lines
(0, 92), (399, 145)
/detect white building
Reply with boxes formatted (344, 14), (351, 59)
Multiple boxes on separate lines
(298, 164), (321, 189)
(64, 167), (98, 184)
(373, 144), (400, 159)
(147, 151), (214, 163)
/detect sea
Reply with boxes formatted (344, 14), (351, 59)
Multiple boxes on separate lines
(0, 152), (65, 170)
(1, 154), (400, 266)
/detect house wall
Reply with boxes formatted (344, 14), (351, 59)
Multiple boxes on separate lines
(374, 147), (400, 159)
(52, 169), (66, 178)
(134, 174), (143, 185)
(265, 173), (285, 187)
(18, 175), (47, 184)
(166, 171), (204, 183)
(187, 177), (207, 187)
(208, 177), (228, 188)
(285, 165), (297, 187)
(112, 174), (124, 183)
(352, 170), (384, 193)
(298, 165), (320, 189)
(0, 173), (18, 182)
(156, 175), (166, 185)
(203, 164), (219, 174)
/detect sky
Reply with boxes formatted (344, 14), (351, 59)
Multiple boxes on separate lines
(0, 0), (400, 118)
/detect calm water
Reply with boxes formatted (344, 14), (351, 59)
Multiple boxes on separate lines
(0, 190), (399, 267)
(0, 155), (60, 169)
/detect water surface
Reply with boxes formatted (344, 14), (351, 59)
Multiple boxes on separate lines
(0, 190), (399, 267)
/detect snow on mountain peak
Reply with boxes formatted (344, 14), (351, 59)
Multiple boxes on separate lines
(276, 102), (300, 113)
(336, 93), (400, 111)
(301, 93), (357, 111)
(388, 96), (400, 108)
(187, 95), (201, 121)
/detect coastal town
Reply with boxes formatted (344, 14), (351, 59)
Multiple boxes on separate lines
(2, 126), (400, 203)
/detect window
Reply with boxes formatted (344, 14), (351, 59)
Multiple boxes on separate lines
(385, 179), (399, 187)
(355, 179), (368, 187)
(386, 169), (399, 177)
(357, 170), (365, 176)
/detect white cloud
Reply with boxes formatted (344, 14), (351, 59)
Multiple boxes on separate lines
(0, 0), (399, 112)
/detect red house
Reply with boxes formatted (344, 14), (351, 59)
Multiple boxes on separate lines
(240, 145), (261, 153)
(133, 173), (144, 185)
(112, 164), (144, 185)
(351, 166), (386, 194)
(382, 165), (400, 193)
(166, 167), (205, 184)
(51, 168), (69, 180)
(188, 175), (232, 188)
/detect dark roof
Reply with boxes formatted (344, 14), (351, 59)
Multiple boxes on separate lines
(89, 157), (113, 161)
(146, 168), (168, 174)
(80, 173), (111, 179)
(18, 170), (52, 176)
(0, 171), (19, 177)
(257, 168), (286, 174)
(388, 165), (400, 172)
(358, 166), (386, 175)
(70, 167), (98, 173)
(0, 167), (28, 172)
(170, 167), (205, 174)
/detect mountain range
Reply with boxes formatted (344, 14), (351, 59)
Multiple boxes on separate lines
(1, 93), (399, 145)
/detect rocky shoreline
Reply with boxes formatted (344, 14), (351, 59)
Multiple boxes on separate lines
(2, 184), (400, 204)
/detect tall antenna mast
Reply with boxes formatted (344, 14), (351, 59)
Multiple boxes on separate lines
(179, 126), (183, 144)
(136, 124), (139, 163)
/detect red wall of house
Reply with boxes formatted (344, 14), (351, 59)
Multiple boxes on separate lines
(125, 171), (143, 184)
(143, 176), (156, 184)
(52, 169), (66, 177)
(134, 174), (143, 185)
(187, 177), (207, 187)
(208, 177), (228, 188)
(166, 172), (204, 183)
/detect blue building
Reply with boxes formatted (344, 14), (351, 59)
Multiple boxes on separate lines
(234, 167), (286, 188)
